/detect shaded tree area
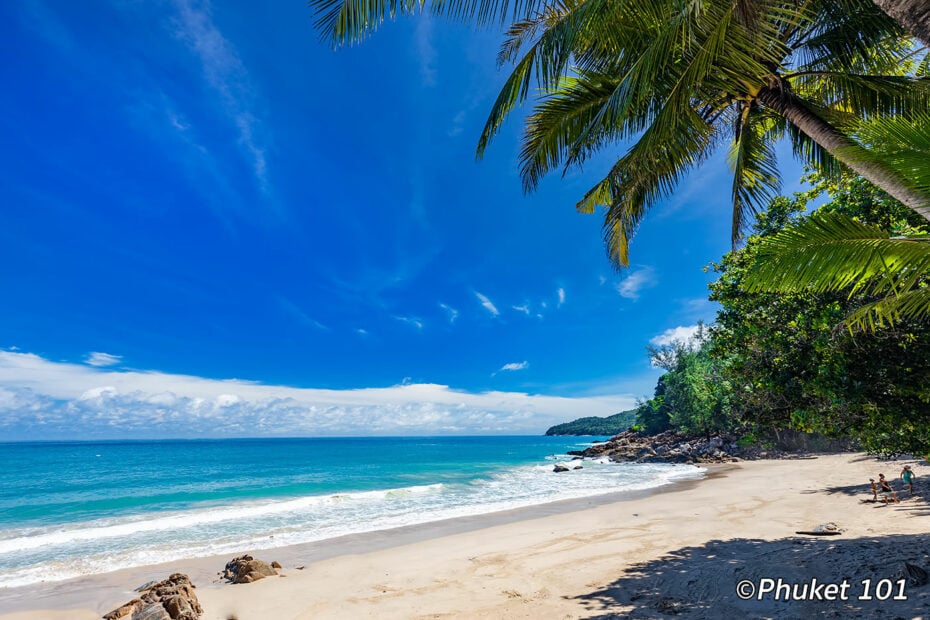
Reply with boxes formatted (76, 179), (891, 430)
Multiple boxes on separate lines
(568, 532), (930, 619)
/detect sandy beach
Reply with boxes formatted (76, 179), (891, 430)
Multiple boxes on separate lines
(2, 453), (928, 620)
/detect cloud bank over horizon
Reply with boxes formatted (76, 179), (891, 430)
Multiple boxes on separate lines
(0, 351), (635, 440)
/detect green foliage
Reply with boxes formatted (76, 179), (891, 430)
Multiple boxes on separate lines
(629, 172), (930, 455)
(635, 338), (739, 438)
(544, 409), (636, 436)
(708, 173), (930, 455)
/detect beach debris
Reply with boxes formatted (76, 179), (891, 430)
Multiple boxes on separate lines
(271, 560), (282, 569)
(795, 522), (843, 536)
(552, 464), (570, 473)
(102, 573), (202, 620)
(222, 554), (279, 584)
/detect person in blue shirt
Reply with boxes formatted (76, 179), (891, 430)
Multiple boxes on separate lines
(900, 465), (917, 496)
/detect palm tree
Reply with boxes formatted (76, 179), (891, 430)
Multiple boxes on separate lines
(311, 0), (930, 264)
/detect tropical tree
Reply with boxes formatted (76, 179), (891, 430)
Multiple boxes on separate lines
(709, 183), (930, 455)
(311, 0), (930, 264)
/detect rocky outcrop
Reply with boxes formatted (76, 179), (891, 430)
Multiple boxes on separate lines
(222, 555), (279, 584)
(569, 430), (745, 464)
(103, 573), (202, 620)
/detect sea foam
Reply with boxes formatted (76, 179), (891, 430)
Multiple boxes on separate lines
(0, 459), (701, 588)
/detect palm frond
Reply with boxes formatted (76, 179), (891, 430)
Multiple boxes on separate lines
(745, 211), (930, 296)
(576, 104), (716, 265)
(845, 286), (930, 330)
(311, 0), (550, 45)
(477, 0), (617, 158)
(793, 0), (903, 70)
(729, 105), (782, 243)
(853, 113), (930, 193)
(790, 74), (930, 122)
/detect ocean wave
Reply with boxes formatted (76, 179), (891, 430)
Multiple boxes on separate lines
(0, 462), (702, 588)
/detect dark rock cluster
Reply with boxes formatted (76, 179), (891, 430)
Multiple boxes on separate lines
(102, 573), (202, 620)
(568, 429), (747, 464)
(221, 554), (279, 584)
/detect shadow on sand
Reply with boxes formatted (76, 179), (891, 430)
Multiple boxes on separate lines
(567, 533), (930, 619)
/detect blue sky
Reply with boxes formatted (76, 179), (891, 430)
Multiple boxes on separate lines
(0, 1), (803, 438)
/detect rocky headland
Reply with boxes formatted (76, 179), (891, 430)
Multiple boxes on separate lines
(568, 429), (797, 464)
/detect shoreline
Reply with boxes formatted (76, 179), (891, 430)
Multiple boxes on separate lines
(0, 463), (714, 615)
(3, 453), (929, 619)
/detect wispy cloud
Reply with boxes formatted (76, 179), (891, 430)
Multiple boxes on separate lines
(616, 266), (657, 300)
(85, 352), (122, 367)
(512, 304), (530, 315)
(394, 316), (425, 331)
(171, 0), (271, 195)
(500, 361), (529, 372)
(438, 303), (459, 324)
(557, 287), (565, 307)
(474, 291), (500, 317)
(414, 13), (436, 87)
(278, 297), (329, 331)
(650, 324), (704, 347)
(448, 110), (466, 137)
(0, 351), (633, 438)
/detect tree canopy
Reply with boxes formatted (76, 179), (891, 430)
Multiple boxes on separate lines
(311, 0), (930, 264)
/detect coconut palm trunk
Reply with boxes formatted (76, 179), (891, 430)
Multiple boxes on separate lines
(873, 0), (930, 45)
(758, 85), (930, 221)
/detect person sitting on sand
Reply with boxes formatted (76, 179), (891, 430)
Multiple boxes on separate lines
(878, 474), (899, 503)
(870, 478), (879, 501)
(900, 465), (917, 495)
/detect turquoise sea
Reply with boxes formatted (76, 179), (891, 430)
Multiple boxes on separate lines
(0, 436), (702, 588)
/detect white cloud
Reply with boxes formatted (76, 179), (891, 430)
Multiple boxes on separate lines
(557, 287), (565, 306)
(439, 303), (459, 324)
(650, 324), (704, 347)
(0, 351), (635, 439)
(356, 328), (369, 336)
(500, 361), (529, 372)
(474, 292), (500, 316)
(85, 352), (122, 367)
(511, 304), (530, 315)
(616, 267), (657, 300)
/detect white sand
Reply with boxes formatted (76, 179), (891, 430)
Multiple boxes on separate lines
(3, 453), (928, 619)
